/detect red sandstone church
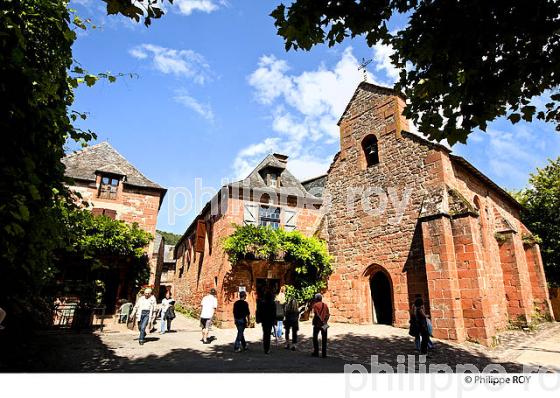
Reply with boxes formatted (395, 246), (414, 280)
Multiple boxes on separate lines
(173, 82), (554, 345)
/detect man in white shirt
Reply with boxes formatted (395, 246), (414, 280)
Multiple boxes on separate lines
(131, 288), (156, 345)
(200, 288), (218, 344)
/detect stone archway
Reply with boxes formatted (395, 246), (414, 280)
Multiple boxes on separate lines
(364, 265), (394, 325)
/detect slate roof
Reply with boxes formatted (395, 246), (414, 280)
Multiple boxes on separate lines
(153, 233), (163, 254)
(62, 142), (165, 190)
(163, 245), (176, 263)
(301, 174), (327, 198)
(229, 153), (320, 200)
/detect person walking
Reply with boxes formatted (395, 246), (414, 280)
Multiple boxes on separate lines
(274, 286), (286, 341)
(200, 288), (218, 344)
(131, 288), (156, 345)
(160, 291), (174, 334)
(256, 290), (276, 354)
(413, 297), (431, 356)
(410, 298), (433, 351)
(284, 296), (300, 351)
(0, 306), (6, 331)
(233, 291), (250, 352)
(311, 293), (330, 358)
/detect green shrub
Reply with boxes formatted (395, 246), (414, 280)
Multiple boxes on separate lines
(223, 224), (334, 304)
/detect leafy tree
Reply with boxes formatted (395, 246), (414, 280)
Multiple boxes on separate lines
(512, 157), (560, 286)
(223, 225), (333, 304)
(0, 0), (164, 332)
(271, 0), (560, 144)
(54, 198), (152, 307)
(156, 230), (183, 246)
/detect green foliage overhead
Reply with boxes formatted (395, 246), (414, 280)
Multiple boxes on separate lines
(156, 230), (183, 246)
(0, 0), (79, 330)
(271, 0), (560, 145)
(223, 225), (334, 303)
(0, 0), (162, 332)
(512, 157), (560, 286)
(103, 0), (172, 26)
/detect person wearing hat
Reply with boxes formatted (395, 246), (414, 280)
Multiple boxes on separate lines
(232, 291), (250, 352)
(200, 288), (218, 344)
(311, 293), (330, 358)
(131, 287), (156, 345)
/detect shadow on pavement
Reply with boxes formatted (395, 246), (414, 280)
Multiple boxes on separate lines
(0, 328), (532, 373)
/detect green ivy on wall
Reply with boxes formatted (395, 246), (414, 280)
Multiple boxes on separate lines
(223, 225), (333, 303)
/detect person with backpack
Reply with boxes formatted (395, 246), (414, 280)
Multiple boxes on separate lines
(311, 293), (330, 358)
(283, 296), (300, 351)
(273, 286), (286, 341)
(256, 289), (276, 354)
(413, 297), (431, 355)
(160, 291), (176, 334)
(233, 291), (250, 352)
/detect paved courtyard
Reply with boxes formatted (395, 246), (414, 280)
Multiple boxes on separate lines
(2, 314), (559, 372)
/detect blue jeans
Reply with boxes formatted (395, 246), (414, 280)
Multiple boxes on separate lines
(415, 334), (434, 350)
(234, 319), (247, 349)
(160, 311), (171, 333)
(275, 320), (283, 337)
(139, 310), (149, 342)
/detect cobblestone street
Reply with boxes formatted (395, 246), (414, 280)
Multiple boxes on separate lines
(3, 314), (559, 373)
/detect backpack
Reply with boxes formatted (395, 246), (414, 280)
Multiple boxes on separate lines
(274, 301), (285, 320)
(165, 306), (176, 320)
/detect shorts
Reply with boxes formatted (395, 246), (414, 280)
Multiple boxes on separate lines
(200, 318), (212, 329)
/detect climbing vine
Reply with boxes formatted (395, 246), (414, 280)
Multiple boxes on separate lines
(223, 225), (333, 303)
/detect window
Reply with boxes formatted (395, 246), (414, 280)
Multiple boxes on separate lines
(259, 205), (280, 229)
(284, 210), (297, 231)
(98, 175), (119, 199)
(267, 171), (280, 187)
(362, 135), (379, 166)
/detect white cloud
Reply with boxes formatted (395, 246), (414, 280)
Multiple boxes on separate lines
(174, 0), (225, 15)
(233, 46), (414, 181)
(233, 48), (376, 180)
(174, 90), (214, 121)
(372, 43), (400, 84)
(129, 44), (212, 84)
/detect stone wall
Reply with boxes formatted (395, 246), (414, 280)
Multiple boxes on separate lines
(172, 194), (322, 327)
(325, 85), (442, 328)
(323, 83), (552, 346)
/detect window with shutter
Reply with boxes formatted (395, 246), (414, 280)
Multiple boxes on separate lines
(91, 208), (117, 219)
(259, 205), (280, 229)
(284, 209), (297, 231)
(243, 204), (258, 226)
(103, 209), (117, 220)
(98, 175), (120, 200)
(194, 219), (206, 253)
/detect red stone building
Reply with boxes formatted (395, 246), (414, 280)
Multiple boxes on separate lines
(172, 154), (323, 326)
(172, 82), (553, 345)
(321, 82), (554, 345)
(62, 142), (167, 306)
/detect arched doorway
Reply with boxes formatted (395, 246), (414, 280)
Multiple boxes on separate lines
(370, 271), (393, 325)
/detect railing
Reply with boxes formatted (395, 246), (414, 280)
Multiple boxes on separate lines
(53, 303), (106, 331)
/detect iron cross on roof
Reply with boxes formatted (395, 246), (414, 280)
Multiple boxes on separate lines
(358, 58), (372, 82)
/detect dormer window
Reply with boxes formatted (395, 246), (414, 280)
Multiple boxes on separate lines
(267, 171), (280, 187)
(259, 166), (282, 188)
(362, 135), (380, 166)
(99, 175), (119, 200)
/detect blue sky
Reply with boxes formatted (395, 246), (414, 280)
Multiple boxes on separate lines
(69, 0), (560, 234)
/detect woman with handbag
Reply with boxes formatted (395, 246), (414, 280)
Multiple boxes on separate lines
(311, 293), (330, 358)
(160, 291), (175, 334)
